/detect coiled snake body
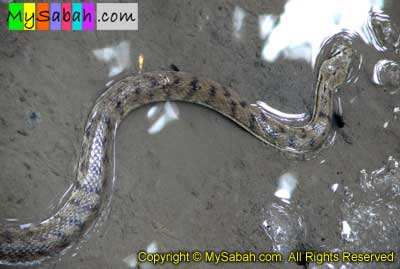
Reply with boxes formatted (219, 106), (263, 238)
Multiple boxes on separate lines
(0, 46), (353, 264)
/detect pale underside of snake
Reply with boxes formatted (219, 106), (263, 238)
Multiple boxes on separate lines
(0, 46), (353, 264)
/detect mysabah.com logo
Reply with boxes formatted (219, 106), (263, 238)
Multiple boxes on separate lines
(7, 2), (138, 30)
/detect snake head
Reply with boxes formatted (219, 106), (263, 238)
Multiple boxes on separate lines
(321, 45), (354, 86)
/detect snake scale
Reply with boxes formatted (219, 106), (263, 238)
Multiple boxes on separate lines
(0, 46), (353, 264)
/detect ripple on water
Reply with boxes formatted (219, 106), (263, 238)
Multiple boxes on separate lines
(372, 59), (400, 87)
(368, 11), (400, 53)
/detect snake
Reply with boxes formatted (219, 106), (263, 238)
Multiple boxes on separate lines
(0, 45), (353, 265)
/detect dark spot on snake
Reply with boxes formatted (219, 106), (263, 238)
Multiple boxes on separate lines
(230, 100), (237, 116)
(149, 77), (159, 88)
(102, 115), (111, 127)
(135, 86), (142, 95)
(266, 127), (278, 139)
(52, 230), (65, 239)
(259, 112), (267, 121)
(170, 64), (180, 71)
(147, 92), (155, 99)
(333, 112), (345, 128)
(223, 87), (231, 97)
(309, 138), (315, 147)
(95, 166), (102, 177)
(173, 76), (180, 85)
(318, 111), (327, 118)
(37, 248), (50, 256)
(190, 78), (200, 91)
(115, 101), (122, 109)
(208, 85), (216, 97)
(288, 135), (296, 148)
(240, 101), (247, 108)
(249, 114), (257, 131)
(115, 102), (124, 117)
(69, 218), (83, 227)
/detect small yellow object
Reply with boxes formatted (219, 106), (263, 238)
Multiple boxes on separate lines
(138, 54), (144, 73)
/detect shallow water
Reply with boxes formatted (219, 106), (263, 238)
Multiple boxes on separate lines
(0, 1), (399, 268)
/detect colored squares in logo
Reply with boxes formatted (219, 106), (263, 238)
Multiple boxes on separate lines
(8, 3), (23, 30)
(50, 3), (61, 30)
(23, 3), (35, 30)
(37, 3), (50, 30)
(82, 3), (95, 30)
(62, 3), (71, 30)
(72, 3), (82, 30)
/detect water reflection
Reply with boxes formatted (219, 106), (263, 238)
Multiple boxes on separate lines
(232, 6), (246, 39)
(123, 241), (158, 268)
(258, 15), (277, 40)
(254, 101), (309, 124)
(340, 221), (353, 242)
(93, 41), (131, 77)
(274, 172), (298, 203)
(331, 183), (339, 193)
(260, 0), (384, 65)
(147, 102), (180, 135)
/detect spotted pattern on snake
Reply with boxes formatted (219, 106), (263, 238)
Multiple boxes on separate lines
(0, 46), (353, 264)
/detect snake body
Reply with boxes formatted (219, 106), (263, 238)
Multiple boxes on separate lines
(0, 46), (353, 264)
